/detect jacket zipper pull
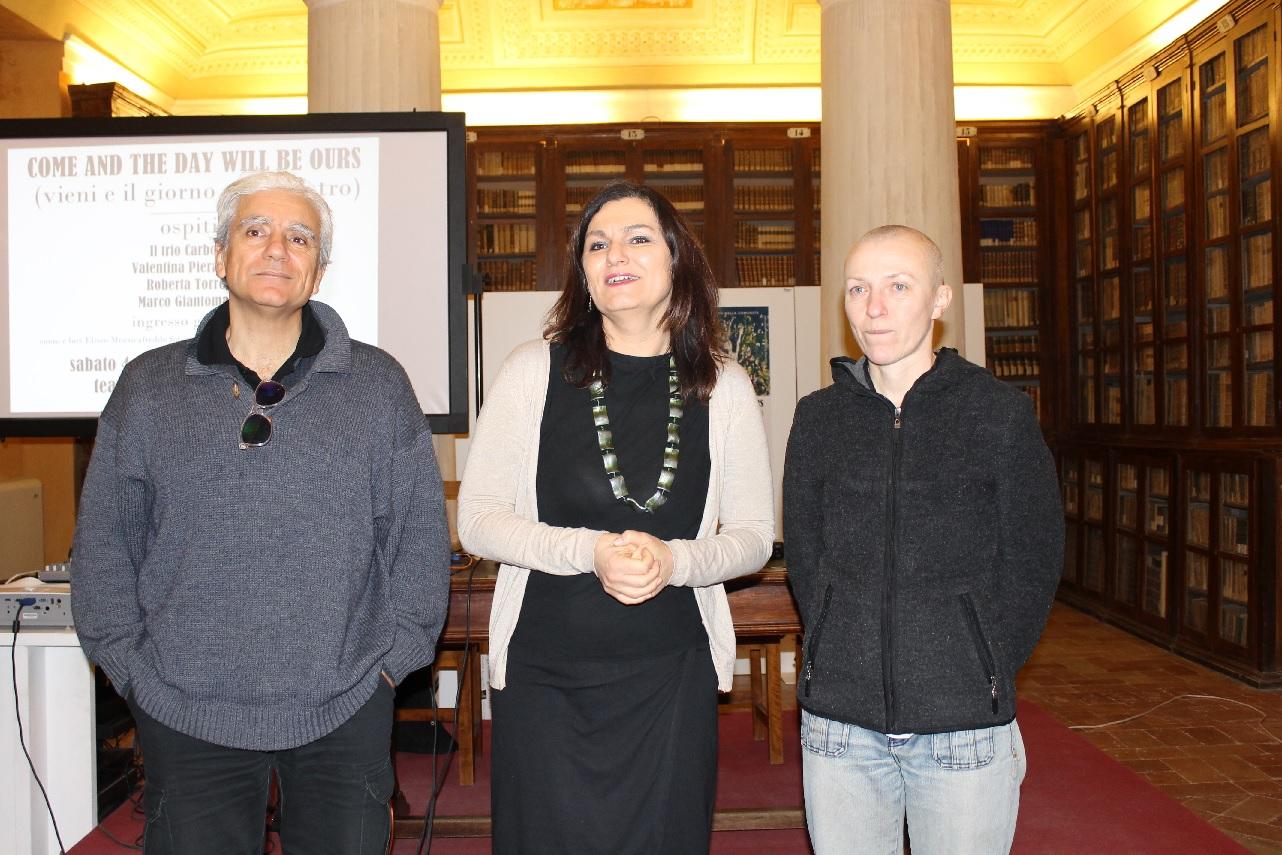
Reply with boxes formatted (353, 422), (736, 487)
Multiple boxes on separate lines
(894, 407), (902, 429)
(989, 675), (999, 714)
(803, 661), (814, 697)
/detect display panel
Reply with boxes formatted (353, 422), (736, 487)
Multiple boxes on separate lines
(0, 112), (468, 434)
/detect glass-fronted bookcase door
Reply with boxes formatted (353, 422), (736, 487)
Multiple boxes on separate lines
(1113, 454), (1175, 629)
(1181, 458), (1254, 655)
(1193, 16), (1276, 431)
(1069, 119), (1097, 425)
(724, 128), (820, 290)
(1059, 446), (1109, 598)
(1155, 73), (1193, 428)
(469, 139), (545, 292)
(974, 138), (1045, 418)
(1096, 103), (1125, 426)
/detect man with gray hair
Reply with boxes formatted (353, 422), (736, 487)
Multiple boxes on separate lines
(72, 170), (449, 853)
(784, 225), (1063, 853)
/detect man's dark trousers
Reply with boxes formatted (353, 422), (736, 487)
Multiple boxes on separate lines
(128, 681), (395, 854)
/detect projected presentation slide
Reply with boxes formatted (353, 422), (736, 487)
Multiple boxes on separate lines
(9, 137), (376, 414)
(0, 122), (457, 425)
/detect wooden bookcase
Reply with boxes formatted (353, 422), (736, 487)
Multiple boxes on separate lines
(464, 122), (820, 294)
(466, 120), (1049, 410)
(469, 139), (544, 292)
(1054, 0), (1282, 685)
(957, 122), (1058, 421)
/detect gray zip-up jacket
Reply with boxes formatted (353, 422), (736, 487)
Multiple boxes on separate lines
(71, 301), (450, 750)
(783, 347), (1063, 734)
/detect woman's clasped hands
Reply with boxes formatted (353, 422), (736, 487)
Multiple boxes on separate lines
(593, 530), (674, 605)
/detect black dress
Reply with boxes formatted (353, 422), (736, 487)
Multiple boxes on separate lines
(490, 346), (716, 854)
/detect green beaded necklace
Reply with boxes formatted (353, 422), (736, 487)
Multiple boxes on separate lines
(589, 355), (682, 513)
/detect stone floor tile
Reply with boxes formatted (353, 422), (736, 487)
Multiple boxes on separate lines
(1238, 780), (1282, 796)
(1159, 781), (1250, 799)
(1216, 815), (1282, 844)
(1225, 832), (1282, 855)
(1224, 796), (1282, 824)
(1209, 757), (1276, 782)
(1164, 758), (1232, 783)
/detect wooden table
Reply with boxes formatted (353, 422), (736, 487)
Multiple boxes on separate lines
(397, 560), (804, 837)
(724, 563), (802, 766)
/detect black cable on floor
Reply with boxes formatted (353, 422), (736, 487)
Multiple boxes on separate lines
(417, 558), (479, 855)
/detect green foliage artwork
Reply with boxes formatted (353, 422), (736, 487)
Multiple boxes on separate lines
(720, 307), (769, 396)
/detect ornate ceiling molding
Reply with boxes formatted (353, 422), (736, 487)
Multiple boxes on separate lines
(1046, 0), (1152, 60)
(754, 0), (818, 64)
(487, 0), (749, 66)
(0, 0), (1209, 104)
(439, 0), (494, 65)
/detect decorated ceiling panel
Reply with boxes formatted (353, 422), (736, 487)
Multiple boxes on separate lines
(0, 0), (1207, 100)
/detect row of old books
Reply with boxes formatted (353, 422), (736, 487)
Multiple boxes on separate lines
(982, 287), (1037, 327)
(735, 222), (795, 250)
(979, 147), (1034, 170)
(1221, 602), (1248, 646)
(1242, 179), (1271, 226)
(476, 150), (536, 177)
(735, 255), (796, 287)
(1246, 371), (1274, 426)
(644, 182), (704, 209)
(988, 333), (1040, 355)
(478, 259), (538, 292)
(1207, 373), (1234, 427)
(1098, 150), (1119, 191)
(1162, 170), (1186, 210)
(980, 251), (1039, 283)
(564, 153), (627, 175)
(733, 149), (793, 172)
(476, 222), (536, 255)
(1203, 84), (1228, 145)
(1246, 331), (1275, 365)
(733, 185), (795, 212)
(990, 356), (1040, 379)
(643, 151), (703, 173)
(1243, 233), (1273, 289)
(1239, 65), (1269, 124)
(1143, 547), (1168, 617)
(477, 188), (536, 215)
(979, 182), (1036, 208)
(978, 217), (1037, 246)
(1242, 128), (1270, 175)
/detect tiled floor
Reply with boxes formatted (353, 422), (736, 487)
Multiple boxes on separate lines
(1020, 603), (1282, 853)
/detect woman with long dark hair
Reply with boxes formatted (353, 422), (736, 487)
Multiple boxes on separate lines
(459, 180), (774, 853)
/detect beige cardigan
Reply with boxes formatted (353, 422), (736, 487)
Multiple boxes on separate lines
(458, 339), (775, 692)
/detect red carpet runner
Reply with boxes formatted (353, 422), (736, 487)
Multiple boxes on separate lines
(70, 702), (1245, 854)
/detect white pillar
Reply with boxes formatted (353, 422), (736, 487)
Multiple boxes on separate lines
(818, 0), (965, 376)
(303, 0), (456, 488)
(304, 0), (443, 113)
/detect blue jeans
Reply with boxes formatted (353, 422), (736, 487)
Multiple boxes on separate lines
(801, 709), (1026, 855)
(129, 680), (395, 855)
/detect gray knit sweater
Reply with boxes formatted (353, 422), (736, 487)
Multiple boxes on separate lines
(71, 302), (450, 750)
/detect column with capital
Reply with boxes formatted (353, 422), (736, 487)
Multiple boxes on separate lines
(817, 0), (965, 373)
(302, 0), (457, 494)
(304, 0), (444, 113)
